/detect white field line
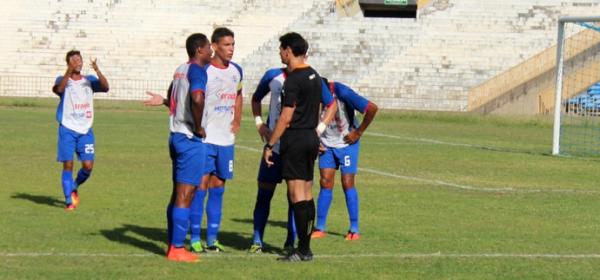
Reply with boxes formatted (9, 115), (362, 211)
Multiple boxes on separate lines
(365, 132), (481, 148)
(3, 251), (600, 259)
(235, 145), (599, 195)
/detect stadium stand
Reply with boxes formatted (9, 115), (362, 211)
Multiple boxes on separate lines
(0, 0), (598, 110)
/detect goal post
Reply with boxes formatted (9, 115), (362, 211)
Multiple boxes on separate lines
(552, 16), (600, 156)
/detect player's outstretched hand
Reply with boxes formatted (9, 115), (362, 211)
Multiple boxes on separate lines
(344, 130), (362, 144)
(90, 58), (100, 72)
(257, 124), (272, 143)
(143, 91), (166, 106)
(231, 120), (241, 134)
(263, 147), (274, 167)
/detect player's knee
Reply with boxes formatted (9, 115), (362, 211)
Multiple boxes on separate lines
(341, 175), (355, 190)
(209, 176), (225, 188)
(63, 161), (74, 171)
(175, 190), (194, 207)
(320, 177), (334, 189)
(82, 161), (94, 171)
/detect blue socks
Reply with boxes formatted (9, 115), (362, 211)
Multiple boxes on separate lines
(166, 204), (173, 244)
(253, 188), (274, 246)
(61, 170), (73, 205)
(171, 207), (190, 247)
(344, 187), (359, 233)
(206, 186), (225, 246)
(316, 187), (333, 231)
(189, 189), (207, 243)
(74, 168), (92, 190)
(285, 199), (296, 247)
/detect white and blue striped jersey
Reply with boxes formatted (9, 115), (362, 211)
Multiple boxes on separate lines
(54, 75), (104, 134)
(320, 81), (370, 148)
(202, 61), (243, 146)
(169, 62), (208, 138)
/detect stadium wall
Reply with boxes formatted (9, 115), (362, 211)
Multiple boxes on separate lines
(0, 0), (598, 110)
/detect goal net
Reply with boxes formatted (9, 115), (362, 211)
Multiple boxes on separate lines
(552, 17), (600, 157)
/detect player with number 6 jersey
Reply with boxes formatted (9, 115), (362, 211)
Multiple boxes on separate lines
(312, 78), (378, 241)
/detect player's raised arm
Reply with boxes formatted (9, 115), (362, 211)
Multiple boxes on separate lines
(53, 59), (77, 95)
(90, 58), (109, 92)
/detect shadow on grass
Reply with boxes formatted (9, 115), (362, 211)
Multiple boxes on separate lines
(99, 224), (280, 255)
(231, 218), (289, 230)
(231, 217), (344, 238)
(99, 224), (165, 255)
(11, 192), (64, 208)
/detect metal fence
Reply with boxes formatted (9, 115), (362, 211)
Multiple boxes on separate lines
(0, 74), (171, 100)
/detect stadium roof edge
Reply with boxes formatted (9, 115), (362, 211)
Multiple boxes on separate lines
(559, 16), (600, 23)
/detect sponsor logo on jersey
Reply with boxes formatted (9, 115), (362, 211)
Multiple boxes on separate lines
(73, 103), (91, 110)
(219, 93), (237, 101)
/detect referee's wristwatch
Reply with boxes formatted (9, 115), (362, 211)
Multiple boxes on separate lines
(264, 143), (273, 150)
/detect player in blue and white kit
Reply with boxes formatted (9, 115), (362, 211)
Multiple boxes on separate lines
(157, 33), (212, 262)
(249, 68), (294, 253)
(53, 50), (109, 211)
(188, 27), (244, 253)
(250, 66), (337, 253)
(311, 78), (378, 241)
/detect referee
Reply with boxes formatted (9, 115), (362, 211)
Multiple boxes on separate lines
(263, 32), (337, 262)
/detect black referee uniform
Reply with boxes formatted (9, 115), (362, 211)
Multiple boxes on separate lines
(280, 66), (323, 181)
(278, 65), (325, 259)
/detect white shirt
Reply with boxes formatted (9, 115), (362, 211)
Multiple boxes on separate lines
(202, 62), (243, 146)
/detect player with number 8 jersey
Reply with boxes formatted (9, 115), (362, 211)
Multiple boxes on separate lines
(187, 27), (244, 253)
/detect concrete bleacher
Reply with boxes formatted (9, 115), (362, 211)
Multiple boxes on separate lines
(0, 0), (598, 110)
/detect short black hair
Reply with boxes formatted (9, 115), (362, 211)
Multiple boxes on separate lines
(65, 50), (81, 64)
(186, 33), (209, 58)
(211, 27), (234, 44)
(279, 32), (308, 57)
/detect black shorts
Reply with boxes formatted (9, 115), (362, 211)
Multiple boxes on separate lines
(280, 129), (320, 181)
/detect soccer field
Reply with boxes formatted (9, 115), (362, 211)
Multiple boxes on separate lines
(1, 97), (600, 279)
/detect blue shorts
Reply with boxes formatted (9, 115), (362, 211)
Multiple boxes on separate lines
(318, 141), (360, 175)
(257, 152), (283, 184)
(203, 143), (234, 180)
(57, 125), (95, 162)
(169, 133), (206, 186)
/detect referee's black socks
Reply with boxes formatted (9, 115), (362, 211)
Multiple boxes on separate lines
(292, 200), (315, 256)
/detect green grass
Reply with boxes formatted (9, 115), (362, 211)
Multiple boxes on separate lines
(1, 97), (600, 279)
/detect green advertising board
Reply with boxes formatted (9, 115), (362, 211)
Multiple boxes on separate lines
(384, 0), (408, 5)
